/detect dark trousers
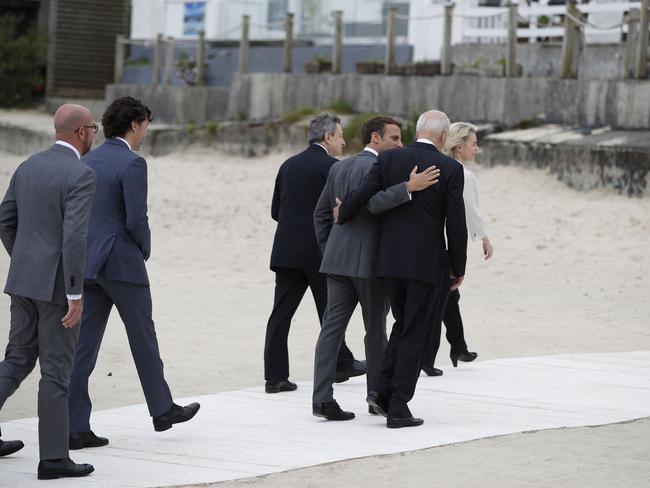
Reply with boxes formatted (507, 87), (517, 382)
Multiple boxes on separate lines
(312, 275), (388, 404)
(264, 267), (355, 381)
(374, 278), (438, 418)
(422, 273), (468, 369)
(68, 277), (173, 434)
(0, 296), (77, 460)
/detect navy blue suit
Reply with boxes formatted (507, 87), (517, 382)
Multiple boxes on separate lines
(69, 138), (173, 434)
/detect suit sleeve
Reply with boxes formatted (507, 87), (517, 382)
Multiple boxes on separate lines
(366, 181), (410, 215)
(123, 157), (151, 260)
(445, 164), (468, 278)
(0, 172), (18, 256)
(62, 167), (97, 297)
(271, 169), (281, 222)
(313, 172), (334, 255)
(337, 159), (384, 224)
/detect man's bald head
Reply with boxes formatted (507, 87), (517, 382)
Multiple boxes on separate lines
(53, 103), (96, 156)
(54, 104), (93, 135)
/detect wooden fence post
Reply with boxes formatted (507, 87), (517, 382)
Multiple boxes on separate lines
(196, 30), (206, 85)
(153, 33), (163, 84)
(441, 4), (454, 75)
(239, 15), (250, 74)
(635, 0), (649, 78)
(560, 1), (581, 79)
(114, 35), (125, 83)
(506, 3), (518, 76)
(385, 7), (397, 75)
(283, 13), (294, 73)
(332, 10), (343, 74)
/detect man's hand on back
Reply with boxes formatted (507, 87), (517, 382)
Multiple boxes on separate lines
(406, 165), (440, 193)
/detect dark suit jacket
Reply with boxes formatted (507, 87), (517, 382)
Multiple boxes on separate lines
(83, 138), (151, 285)
(313, 150), (410, 279)
(338, 142), (468, 284)
(0, 144), (96, 305)
(270, 144), (334, 271)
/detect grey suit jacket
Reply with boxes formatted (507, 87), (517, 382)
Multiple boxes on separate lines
(314, 150), (410, 279)
(0, 144), (97, 305)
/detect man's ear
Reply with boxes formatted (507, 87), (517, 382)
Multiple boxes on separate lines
(131, 120), (138, 133)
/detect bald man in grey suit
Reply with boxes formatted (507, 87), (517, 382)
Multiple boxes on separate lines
(0, 104), (97, 479)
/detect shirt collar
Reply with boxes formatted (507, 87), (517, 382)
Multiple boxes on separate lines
(115, 137), (132, 151)
(55, 140), (80, 159)
(363, 146), (379, 157)
(313, 143), (329, 156)
(416, 138), (436, 147)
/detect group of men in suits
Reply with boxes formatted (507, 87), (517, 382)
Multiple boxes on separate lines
(0, 98), (199, 479)
(266, 111), (467, 428)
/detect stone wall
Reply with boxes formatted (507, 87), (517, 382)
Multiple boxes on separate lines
(228, 73), (650, 130)
(105, 84), (230, 125)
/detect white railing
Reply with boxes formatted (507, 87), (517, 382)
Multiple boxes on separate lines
(461, 1), (637, 43)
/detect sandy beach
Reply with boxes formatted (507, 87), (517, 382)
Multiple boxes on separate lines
(0, 144), (648, 487)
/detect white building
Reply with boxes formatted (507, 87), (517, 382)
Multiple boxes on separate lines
(131, 0), (628, 62)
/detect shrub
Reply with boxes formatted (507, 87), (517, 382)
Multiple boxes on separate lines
(0, 15), (48, 107)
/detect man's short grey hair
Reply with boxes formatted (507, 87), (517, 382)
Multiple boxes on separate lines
(308, 112), (341, 144)
(415, 110), (451, 136)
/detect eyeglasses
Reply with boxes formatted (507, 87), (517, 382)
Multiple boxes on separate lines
(76, 124), (99, 134)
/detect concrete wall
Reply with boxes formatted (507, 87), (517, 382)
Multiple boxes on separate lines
(106, 84), (230, 125)
(451, 43), (628, 80)
(228, 73), (650, 129)
(480, 126), (650, 197)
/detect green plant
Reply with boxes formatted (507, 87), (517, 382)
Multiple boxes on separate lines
(313, 53), (330, 63)
(125, 56), (151, 66)
(399, 111), (420, 146)
(471, 55), (485, 69)
(0, 15), (48, 107)
(186, 122), (196, 134)
(176, 53), (197, 85)
(238, 111), (248, 121)
(281, 106), (317, 124)
(325, 99), (354, 115)
(205, 120), (220, 135)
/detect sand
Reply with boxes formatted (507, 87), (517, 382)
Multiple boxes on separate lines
(0, 145), (648, 487)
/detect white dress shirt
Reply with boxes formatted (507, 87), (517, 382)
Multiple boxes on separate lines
(313, 143), (329, 155)
(55, 140), (80, 160)
(363, 146), (378, 157)
(54, 140), (82, 300)
(115, 137), (132, 151)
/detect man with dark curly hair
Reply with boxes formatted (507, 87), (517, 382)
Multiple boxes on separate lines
(67, 97), (200, 450)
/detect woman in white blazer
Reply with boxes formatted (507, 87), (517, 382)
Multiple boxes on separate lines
(422, 122), (493, 376)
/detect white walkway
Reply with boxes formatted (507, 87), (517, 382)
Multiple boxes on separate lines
(1, 351), (648, 487)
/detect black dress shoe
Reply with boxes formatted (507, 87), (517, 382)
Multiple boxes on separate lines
(69, 431), (109, 450)
(387, 416), (424, 429)
(366, 391), (388, 417)
(451, 351), (478, 367)
(368, 405), (381, 415)
(422, 366), (444, 376)
(153, 402), (201, 432)
(313, 400), (355, 421)
(265, 379), (297, 393)
(335, 359), (367, 383)
(0, 439), (24, 457)
(37, 457), (94, 480)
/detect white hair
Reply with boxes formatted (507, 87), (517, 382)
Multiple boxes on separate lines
(415, 110), (451, 136)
